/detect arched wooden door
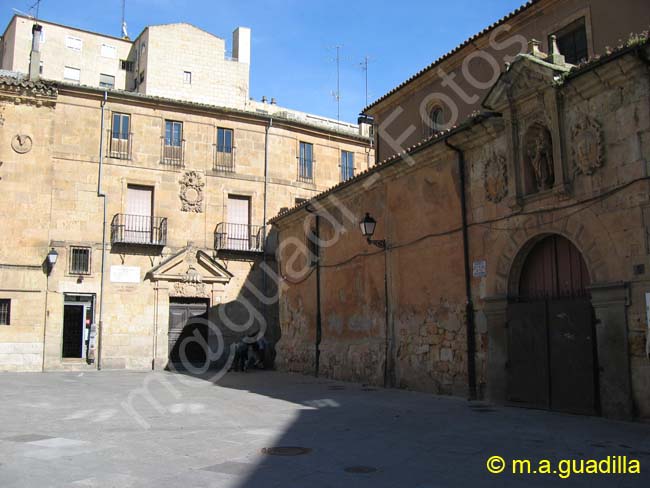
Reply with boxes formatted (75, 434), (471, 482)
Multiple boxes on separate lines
(507, 235), (598, 415)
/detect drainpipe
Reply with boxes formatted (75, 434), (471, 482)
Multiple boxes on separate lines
(262, 118), (272, 343)
(305, 205), (322, 376)
(97, 91), (108, 370)
(445, 139), (477, 400)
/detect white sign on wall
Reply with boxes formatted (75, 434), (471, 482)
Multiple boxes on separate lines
(472, 259), (487, 278)
(110, 266), (141, 283)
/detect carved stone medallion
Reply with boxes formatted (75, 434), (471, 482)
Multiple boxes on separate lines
(571, 115), (604, 176)
(483, 152), (508, 203)
(179, 171), (204, 212)
(11, 134), (32, 154)
(524, 123), (554, 191)
(171, 281), (209, 298)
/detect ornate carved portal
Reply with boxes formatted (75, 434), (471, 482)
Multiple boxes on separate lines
(523, 123), (554, 194)
(571, 115), (604, 176)
(483, 151), (508, 203)
(179, 171), (205, 213)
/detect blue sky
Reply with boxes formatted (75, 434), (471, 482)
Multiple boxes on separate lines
(2, 0), (525, 122)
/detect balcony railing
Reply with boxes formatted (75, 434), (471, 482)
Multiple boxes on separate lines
(214, 223), (265, 253)
(111, 214), (167, 246)
(160, 139), (185, 167)
(107, 130), (133, 160)
(297, 157), (314, 183)
(213, 146), (235, 172)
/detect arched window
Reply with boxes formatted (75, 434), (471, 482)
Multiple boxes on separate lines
(428, 107), (444, 136)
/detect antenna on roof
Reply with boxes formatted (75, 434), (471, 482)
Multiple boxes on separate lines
(360, 55), (373, 107)
(121, 0), (129, 39)
(12, 8), (33, 19)
(27, 0), (42, 20)
(329, 45), (343, 123)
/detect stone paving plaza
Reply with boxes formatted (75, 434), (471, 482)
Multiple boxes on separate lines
(0, 370), (649, 487)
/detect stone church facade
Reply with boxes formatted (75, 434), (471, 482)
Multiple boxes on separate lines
(271, 38), (650, 419)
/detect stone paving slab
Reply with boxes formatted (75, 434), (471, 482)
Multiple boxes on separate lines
(0, 370), (649, 487)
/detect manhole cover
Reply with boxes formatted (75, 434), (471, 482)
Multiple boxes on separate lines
(261, 447), (312, 456)
(471, 407), (495, 413)
(344, 466), (377, 474)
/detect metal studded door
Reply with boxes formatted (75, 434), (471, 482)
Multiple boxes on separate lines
(507, 235), (597, 415)
(548, 298), (597, 415)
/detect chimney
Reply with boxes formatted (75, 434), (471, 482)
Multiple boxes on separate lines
(232, 27), (251, 64)
(271, 98), (277, 105)
(261, 96), (267, 103)
(29, 24), (43, 81)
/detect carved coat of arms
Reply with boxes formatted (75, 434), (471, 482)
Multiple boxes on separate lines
(483, 152), (508, 203)
(179, 171), (205, 212)
(571, 116), (604, 176)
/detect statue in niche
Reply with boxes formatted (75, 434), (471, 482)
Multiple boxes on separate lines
(524, 124), (554, 192)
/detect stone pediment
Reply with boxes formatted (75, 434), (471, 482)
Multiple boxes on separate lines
(483, 53), (571, 112)
(146, 245), (232, 284)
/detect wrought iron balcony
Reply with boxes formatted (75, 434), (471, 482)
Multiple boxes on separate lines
(160, 139), (185, 167)
(214, 223), (265, 253)
(107, 130), (133, 160)
(214, 146), (235, 172)
(297, 157), (315, 183)
(111, 214), (167, 246)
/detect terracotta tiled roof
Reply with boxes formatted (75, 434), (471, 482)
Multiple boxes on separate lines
(0, 72), (58, 97)
(361, 0), (541, 113)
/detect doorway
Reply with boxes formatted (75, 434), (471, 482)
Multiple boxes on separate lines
(507, 235), (598, 415)
(168, 298), (210, 368)
(62, 294), (94, 359)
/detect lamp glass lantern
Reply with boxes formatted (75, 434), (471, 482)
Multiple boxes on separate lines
(46, 248), (59, 269)
(359, 213), (377, 238)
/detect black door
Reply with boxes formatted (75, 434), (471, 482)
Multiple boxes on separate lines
(62, 305), (84, 358)
(507, 298), (597, 414)
(168, 299), (209, 368)
(507, 235), (597, 415)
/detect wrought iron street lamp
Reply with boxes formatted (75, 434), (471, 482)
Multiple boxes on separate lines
(359, 212), (386, 249)
(46, 248), (58, 275)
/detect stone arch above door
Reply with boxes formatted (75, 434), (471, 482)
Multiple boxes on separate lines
(485, 208), (620, 298)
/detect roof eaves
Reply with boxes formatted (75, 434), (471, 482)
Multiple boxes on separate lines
(361, 0), (541, 114)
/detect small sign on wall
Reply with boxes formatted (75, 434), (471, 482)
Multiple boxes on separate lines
(110, 265), (141, 283)
(472, 260), (487, 278)
(645, 293), (650, 358)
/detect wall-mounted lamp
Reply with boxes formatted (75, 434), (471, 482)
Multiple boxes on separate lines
(359, 213), (386, 249)
(46, 248), (58, 275)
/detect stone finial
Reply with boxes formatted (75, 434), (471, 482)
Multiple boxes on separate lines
(548, 35), (567, 66)
(527, 39), (547, 59)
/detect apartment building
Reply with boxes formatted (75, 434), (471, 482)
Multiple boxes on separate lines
(0, 15), (373, 372)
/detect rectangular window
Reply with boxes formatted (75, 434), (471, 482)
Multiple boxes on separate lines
(183, 71), (192, 84)
(163, 120), (183, 166)
(341, 150), (355, 181)
(99, 73), (115, 89)
(101, 44), (117, 59)
(39, 61), (43, 75)
(63, 66), (80, 84)
(110, 113), (131, 159)
(120, 59), (134, 72)
(298, 141), (313, 182)
(217, 128), (233, 153)
(215, 127), (234, 171)
(69, 247), (91, 275)
(65, 35), (82, 51)
(165, 120), (182, 147)
(125, 185), (154, 244)
(0, 299), (10, 325)
(552, 17), (588, 65)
